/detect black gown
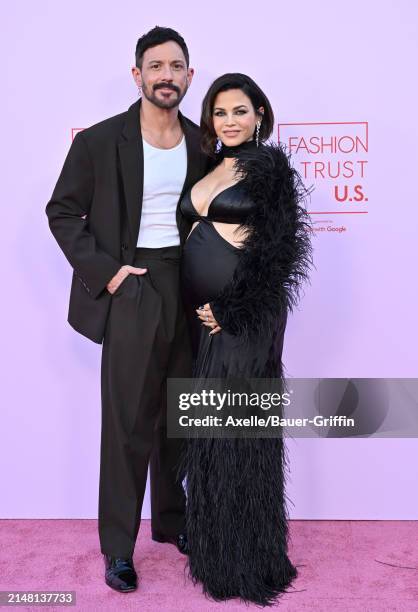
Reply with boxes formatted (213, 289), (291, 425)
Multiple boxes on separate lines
(178, 180), (299, 606)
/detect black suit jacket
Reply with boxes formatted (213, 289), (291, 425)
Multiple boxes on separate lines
(46, 98), (209, 344)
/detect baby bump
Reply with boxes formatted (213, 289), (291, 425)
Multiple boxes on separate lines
(181, 220), (240, 307)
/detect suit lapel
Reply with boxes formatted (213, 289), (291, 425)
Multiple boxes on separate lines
(118, 98), (143, 247)
(178, 111), (202, 198)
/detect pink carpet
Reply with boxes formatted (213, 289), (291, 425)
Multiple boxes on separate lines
(0, 520), (417, 611)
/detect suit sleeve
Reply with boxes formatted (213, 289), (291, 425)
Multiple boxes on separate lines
(45, 131), (121, 299)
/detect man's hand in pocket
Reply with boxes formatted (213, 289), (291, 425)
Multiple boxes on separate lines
(107, 265), (148, 295)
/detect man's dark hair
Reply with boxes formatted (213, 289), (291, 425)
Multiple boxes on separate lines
(135, 26), (189, 69)
(200, 73), (274, 157)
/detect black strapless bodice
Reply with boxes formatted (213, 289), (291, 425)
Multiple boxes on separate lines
(180, 180), (256, 224)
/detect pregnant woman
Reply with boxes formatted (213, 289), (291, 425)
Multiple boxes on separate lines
(178, 73), (312, 606)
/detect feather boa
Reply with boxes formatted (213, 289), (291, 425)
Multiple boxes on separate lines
(209, 141), (314, 340)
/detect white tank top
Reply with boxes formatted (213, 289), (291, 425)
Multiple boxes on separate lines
(136, 134), (187, 248)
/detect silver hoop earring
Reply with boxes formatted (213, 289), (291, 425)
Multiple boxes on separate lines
(256, 121), (261, 147)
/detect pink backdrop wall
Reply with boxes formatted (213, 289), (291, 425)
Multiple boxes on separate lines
(1, 0), (417, 519)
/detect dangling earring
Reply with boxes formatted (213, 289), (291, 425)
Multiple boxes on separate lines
(256, 120), (261, 147)
(215, 137), (222, 154)
(137, 86), (142, 97)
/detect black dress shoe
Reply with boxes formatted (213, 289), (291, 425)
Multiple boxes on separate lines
(176, 533), (188, 555)
(103, 554), (138, 592)
(151, 532), (189, 555)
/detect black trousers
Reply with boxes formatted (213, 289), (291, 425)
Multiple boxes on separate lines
(98, 245), (192, 558)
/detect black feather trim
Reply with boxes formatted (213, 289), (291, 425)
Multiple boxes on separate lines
(179, 436), (299, 607)
(209, 141), (314, 341)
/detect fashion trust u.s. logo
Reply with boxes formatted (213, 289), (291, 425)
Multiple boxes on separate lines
(278, 121), (369, 234)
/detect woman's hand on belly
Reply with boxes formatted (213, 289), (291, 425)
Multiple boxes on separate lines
(196, 303), (222, 335)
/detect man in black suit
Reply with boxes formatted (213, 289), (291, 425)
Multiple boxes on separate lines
(46, 27), (209, 593)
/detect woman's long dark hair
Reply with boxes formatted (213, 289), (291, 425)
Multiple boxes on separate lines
(200, 73), (274, 157)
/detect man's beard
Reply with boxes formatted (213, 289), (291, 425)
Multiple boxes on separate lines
(141, 81), (188, 109)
